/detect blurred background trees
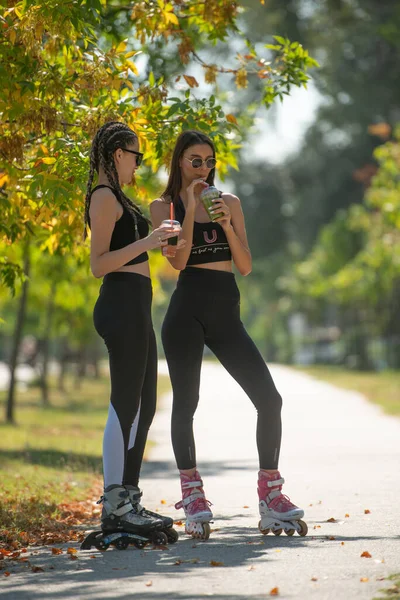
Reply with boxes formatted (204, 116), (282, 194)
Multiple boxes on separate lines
(1, 0), (399, 423)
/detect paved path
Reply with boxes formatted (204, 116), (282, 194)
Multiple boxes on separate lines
(2, 362), (400, 599)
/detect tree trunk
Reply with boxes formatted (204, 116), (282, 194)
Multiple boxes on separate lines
(6, 242), (31, 424)
(40, 281), (56, 407)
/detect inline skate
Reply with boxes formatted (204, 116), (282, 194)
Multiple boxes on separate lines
(175, 470), (213, 540)
(81, 485), (168, 551)
(257, 471), (307, 537)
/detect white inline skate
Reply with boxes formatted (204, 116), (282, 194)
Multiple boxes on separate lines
(175, 470), (213, 540)
(257, 471), (308, 537)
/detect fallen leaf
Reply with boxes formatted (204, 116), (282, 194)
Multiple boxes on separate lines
(32, 566), (45, 573)
(210, 560), (224, 567)
(364, 509), (371, 514)
(174, 521), (183, 526)
(4, 572), (11, 577)
(360, 577), (369, 582)
(341, 542), (345, 546)
(327, 517), (337, 523)
(145, 581), (152, 587)
(69, 555), (78, 561)
(160, 500), (166, 505)
(243, 505), (249, 508)
(67, 547), (77, 555)
(327, 536), (336, 540)
(311, 577), (318, 581)
(345, 514), (350, 518)
(361, 551), (372, 558)
(51, 548), (63, 555)
(270, 587), (279, 596)
(313, 525), (321, 529)
(90, 555), (96, 559)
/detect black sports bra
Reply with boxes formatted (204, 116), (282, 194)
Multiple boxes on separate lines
(175, 197), (232, 266)
(89, 185), (149, 266)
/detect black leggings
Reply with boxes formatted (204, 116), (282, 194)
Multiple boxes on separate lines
(93, 272), (157, 488)
(162, 267), (282, 471)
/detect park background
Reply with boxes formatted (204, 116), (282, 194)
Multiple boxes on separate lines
(0, 0), (399, 578)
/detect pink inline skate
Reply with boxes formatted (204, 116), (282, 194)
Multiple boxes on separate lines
(258, 471), (307, 537)
(175, 470), (213, 540)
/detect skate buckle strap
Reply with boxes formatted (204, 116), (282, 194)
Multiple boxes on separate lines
(175, 491), (211, 510)
(267, 477), (284, 488)
(181, 479), (203, 490)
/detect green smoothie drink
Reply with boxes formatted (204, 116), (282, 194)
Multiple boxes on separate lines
(161, 219), (181, 257)
(200, 186), (224, 221)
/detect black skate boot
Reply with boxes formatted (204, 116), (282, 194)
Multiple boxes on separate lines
(125, 485), (179, 544)
(80, 485), (168, 551)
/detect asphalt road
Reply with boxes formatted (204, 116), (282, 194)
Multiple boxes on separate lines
(1, 361), (399, 599)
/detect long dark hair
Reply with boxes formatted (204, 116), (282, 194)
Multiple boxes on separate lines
(161, 130), (216, 207)
(83, 121), (147, 240)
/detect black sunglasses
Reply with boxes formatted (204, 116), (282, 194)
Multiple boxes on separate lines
(184, 157), (216, 169)
(121, 148), (144, 166)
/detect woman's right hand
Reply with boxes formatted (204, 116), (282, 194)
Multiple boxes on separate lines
(145, 225), (178, 251)
(187, 178), (209, 209)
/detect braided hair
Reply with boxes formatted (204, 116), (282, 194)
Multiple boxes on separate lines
(83, 121), (147, 240)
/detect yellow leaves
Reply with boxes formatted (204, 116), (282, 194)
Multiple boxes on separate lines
(361, 551), (372, 558)
(204, 65), (217, 84)
(270, 588), (279, 596)
(126, 60), (139, 76)
(0, 173), (9, 187)
(183, 74), (199, 88)
(164, 10), (179, 26)
(226, 114), (238, 125)
(41, 157), (56, 165)
(368, 123), (391, 140)
(116, 40), (128, 54)
(235, 68), (248, 89)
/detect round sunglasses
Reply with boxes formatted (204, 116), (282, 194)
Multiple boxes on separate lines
(184, 157), (216, 169)
(121, 148), (144, 167)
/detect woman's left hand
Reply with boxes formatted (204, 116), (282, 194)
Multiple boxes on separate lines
(211, 197), (231, 229)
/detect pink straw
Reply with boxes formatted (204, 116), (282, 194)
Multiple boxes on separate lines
(170, 202), (174, 221)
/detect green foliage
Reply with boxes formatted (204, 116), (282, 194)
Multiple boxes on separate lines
(0, 0), (316, 292)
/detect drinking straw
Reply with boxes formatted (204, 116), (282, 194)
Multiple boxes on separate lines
(170, 201), (174, 221)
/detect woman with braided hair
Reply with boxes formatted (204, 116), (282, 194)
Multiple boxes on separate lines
(84, 121), (182, 543)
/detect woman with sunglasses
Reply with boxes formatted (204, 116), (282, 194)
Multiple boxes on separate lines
(150, 130), (306, 540)
(82, 122), (182, 547)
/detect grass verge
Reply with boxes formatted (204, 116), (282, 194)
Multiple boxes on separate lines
(294, 366), (400, 416)
(0, 372), (171, 552)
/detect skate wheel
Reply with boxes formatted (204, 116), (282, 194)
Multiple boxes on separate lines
(152, 531), (168, 546)
(165, 528), (179, 544)
(95, 539), (109, 551)
(114, 538), (130, 550)
(297, 520), (308, 537)
(200, 523), (210, 540)
(273, 528), (282, 536)
(258, 520), (270, 535)
(285, 529), (295, 536)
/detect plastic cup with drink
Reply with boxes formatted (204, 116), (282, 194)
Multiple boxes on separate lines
(160, 219), (181, 257)
(199, 185), (224, 221)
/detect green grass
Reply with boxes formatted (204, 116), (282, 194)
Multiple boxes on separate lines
(0, 372), (171, 549)
(294, 366), (400, 416)
(373, 574), (400, 599)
